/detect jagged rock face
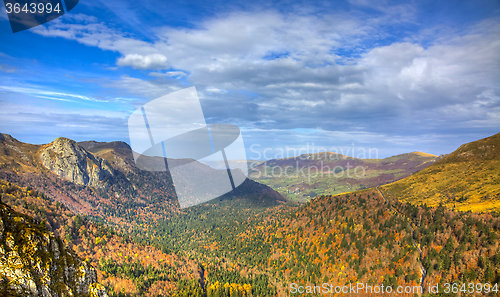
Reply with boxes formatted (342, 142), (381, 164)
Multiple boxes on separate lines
(40, 138), (115, 188)
(0, 204), (108, 296)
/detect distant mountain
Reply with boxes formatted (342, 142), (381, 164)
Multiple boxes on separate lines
(0, 133), (285, 221)
(249, 150), (437, 201)
(381, 132), (500, 212)
(0, 201), (108, 297)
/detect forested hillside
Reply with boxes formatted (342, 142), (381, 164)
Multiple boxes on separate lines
(0, 192), (108, 296)
(0, 179), (283, 296)
(127, 186), (500, 296)
(0, 180), (200, 296)
(388, 197), (500, 292)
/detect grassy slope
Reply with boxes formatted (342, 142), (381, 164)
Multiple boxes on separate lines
(382, 132), (500, 212)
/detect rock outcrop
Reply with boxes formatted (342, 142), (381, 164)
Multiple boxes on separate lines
(39, 138), (115, 188)
(0, 203), (108, 296)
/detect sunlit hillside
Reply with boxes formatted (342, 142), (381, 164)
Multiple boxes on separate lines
(382, 132), (500, 212)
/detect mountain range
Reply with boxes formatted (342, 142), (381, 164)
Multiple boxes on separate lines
(0, 132), (499, 296)
(0, 134), (285, 220)
(249, 150), (438, 201)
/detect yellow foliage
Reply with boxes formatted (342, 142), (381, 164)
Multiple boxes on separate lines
(382, 133), (500, 212)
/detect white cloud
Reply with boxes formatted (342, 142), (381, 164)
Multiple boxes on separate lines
(148, 71), (187, 77)
(103, 75), (183, 99)
(32, 18), (158, 56)
(28, 9), (500, 140)
(0, 85), (103, 102)
(358, 20), (500, 115)
(206, 87), (225, 94)
(65, 13), (99, 23)
(362, 42), (425, 74)
(116, 53), (168, 70)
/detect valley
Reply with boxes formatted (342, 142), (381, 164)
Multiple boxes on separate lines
(0, 132), (499, 296)
(2, 0), (498, 295)
(249, 151), (437, 202)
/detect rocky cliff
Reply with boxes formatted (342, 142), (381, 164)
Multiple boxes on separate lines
(39, 138), (115, 188)
(0, 202), (108, 297)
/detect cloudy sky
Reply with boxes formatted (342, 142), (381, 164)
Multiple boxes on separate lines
(0, 0), (499, 159)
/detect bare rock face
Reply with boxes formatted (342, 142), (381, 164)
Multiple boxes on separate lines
(40, 138), (115, 188)
(0, 203), (108, 297)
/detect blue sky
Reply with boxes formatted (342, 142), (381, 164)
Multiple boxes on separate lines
(0, 0), (499, 159)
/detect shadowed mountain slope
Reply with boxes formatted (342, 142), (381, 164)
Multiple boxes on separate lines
(0, 134), (285, 222)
